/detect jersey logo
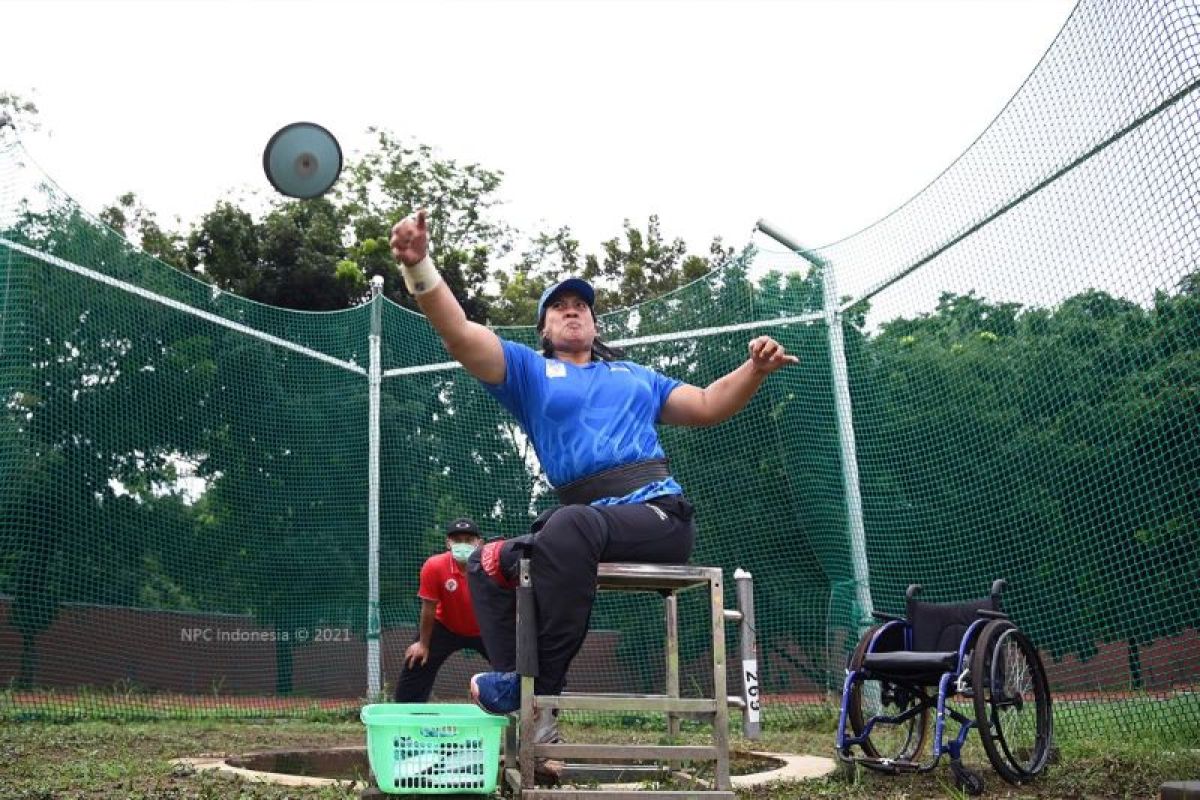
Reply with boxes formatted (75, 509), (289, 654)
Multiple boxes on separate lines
(445, 578), (459, 593)
(611, 365), (630, 372)
(546, 361), (567, 378)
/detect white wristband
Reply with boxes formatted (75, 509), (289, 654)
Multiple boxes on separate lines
(401, 255), (441, 295)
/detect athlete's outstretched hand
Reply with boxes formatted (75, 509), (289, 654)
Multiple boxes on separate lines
(748, 336), (799, 375)
(390, 209), (429, 267)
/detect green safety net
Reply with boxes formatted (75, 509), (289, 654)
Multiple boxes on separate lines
(1, 0), (1198, 744)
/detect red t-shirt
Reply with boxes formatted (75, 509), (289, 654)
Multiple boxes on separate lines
(418, 551), (480, 637)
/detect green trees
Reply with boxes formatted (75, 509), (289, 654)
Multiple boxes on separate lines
(2, 119), (1195, 703)
(0, 198), (220, 686)
(99, 192), (189, 272)
(188, 198), (364, 310)
(854, 283), (1199, 684)
(582, 215), (728, 312)
(84, 131), (735, 325)
(144, 131), (514, 316)
(340, 131), (510, 320)
(0, 128), (743, 693)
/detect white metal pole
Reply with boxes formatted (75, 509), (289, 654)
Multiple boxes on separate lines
(754, 221), (874, 629)
(366, 275), (384, 701)
(733, 568), (761, 740)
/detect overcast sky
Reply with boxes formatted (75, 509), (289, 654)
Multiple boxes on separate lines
(3, 0), (1075, 261)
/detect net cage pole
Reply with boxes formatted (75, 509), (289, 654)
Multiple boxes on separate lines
(756, 219), (875, 631)
(367, 276), (385, 700)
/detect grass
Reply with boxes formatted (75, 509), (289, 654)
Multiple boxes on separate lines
(0, 702), (1197, 799)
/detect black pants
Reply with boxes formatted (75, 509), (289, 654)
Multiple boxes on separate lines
(393, 619), (488, 702)
(466, 495), (695, 696)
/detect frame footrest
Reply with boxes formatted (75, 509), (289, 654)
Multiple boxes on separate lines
(854, 756), (923, 772)
(537, 693), (718, 713)
(532, 743), (721, 761)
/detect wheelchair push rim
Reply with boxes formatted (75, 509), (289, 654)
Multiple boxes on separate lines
(971, 619), (1054, 784)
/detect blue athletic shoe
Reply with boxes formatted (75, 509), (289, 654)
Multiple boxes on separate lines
(470, 671), (520, 715)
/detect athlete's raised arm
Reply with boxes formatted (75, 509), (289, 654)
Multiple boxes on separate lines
(390, 211), (505, 385)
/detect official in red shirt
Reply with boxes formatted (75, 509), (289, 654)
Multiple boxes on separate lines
(393, 517), (488, 702)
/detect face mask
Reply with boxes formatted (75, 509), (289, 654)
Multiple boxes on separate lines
(450, 542), (476, 563)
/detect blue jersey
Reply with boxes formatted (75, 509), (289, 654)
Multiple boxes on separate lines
(481, 338), (684, 505)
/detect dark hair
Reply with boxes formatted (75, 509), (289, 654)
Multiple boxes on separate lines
(540, 336), (626, 362)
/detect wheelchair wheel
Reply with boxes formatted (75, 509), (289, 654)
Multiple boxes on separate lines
(847, 626), (929, 767)
(970, 620), (1053, 784)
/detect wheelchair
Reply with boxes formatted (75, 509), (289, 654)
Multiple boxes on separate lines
(835, 579), (1053, 795)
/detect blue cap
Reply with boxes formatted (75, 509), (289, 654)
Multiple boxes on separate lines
(536, 278), (595, 329)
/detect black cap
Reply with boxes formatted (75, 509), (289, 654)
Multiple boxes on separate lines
(445, 517), (481, 537)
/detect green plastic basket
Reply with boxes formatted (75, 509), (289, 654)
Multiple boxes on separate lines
(361, 703), (508, 795)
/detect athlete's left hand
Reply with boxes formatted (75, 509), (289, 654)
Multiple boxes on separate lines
(748, 336), (799, 375)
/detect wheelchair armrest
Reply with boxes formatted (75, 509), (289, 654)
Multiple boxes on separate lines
(870, 610), (903, 622)
(977, 609), (1009, 620)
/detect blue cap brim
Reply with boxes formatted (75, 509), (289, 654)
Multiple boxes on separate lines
(537, 278), (595, 327)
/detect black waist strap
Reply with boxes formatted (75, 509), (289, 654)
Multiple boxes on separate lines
(555, 459), (672, 505)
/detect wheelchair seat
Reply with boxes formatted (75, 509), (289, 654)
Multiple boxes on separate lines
(861, 649), (958, 675)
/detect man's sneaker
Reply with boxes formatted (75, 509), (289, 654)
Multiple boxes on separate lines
(470, 671), (520, 715)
